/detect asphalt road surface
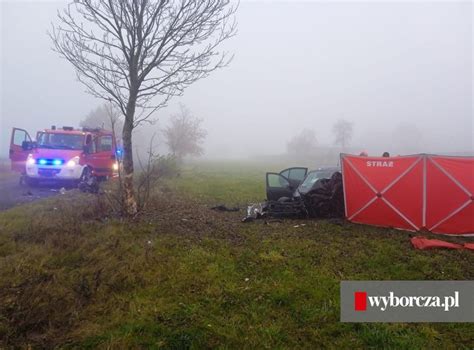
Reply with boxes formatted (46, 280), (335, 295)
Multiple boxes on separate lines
(0, 171), (69, 211)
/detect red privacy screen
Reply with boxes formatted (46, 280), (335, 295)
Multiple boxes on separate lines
(341, 154), (474, 235)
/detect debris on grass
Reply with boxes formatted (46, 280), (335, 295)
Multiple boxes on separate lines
(264, 219), (283, 225)
(210, 204), (240, 212)
(78, 178), (99, 194)
(242, 202), (266, 222)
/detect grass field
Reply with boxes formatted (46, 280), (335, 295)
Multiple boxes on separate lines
(0, 161), (473, 348)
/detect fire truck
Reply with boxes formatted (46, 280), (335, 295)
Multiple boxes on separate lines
(9, 126), (118, 186)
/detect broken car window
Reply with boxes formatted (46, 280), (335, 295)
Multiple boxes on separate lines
(298, 169), (337, 194)
(288, 168), (307, 182)
(268, 174), (290, 188)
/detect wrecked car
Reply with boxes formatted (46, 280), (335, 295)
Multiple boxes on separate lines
(243, 166), (344, 222)
(266, 167), (340, 201)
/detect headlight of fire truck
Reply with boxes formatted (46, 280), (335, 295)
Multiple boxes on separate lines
(112, 162), (119, 171)
(26, 154), (35, 166)
(66, 156), (80, 167)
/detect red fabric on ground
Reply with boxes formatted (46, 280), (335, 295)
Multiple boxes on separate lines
(410, 236), (463, 250)
(463, 243), (474, 251)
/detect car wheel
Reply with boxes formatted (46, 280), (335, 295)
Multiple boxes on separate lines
(80, 167), (92, 183)
(79, 167), (99, 193)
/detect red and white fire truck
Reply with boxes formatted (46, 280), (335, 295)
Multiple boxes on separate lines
(9, 126), (118, 185)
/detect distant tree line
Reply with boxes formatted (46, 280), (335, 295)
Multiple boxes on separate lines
(286, 119), (354, 156)
(81, 102), (207, 162)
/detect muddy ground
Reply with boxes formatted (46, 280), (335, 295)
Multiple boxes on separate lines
(0, 169), (70, 211)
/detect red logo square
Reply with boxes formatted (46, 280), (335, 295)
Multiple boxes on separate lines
(354, 291), (367, 311)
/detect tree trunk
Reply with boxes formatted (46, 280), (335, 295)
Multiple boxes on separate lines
(122, 95), (138, 216)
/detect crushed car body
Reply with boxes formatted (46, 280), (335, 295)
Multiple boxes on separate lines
(243, 166), (344, 222)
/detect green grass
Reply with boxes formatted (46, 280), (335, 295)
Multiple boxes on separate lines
(174, 161), (268, 205)
(0, 160), (473, 348)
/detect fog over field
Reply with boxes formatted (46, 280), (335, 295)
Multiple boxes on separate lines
(1, 0), (472, 159)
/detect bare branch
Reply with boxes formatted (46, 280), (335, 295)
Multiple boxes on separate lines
(51, 0), (237, 215)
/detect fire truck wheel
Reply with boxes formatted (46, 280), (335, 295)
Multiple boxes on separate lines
(80, 167), (92, 183)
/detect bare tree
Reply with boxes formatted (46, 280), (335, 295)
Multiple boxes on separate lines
(287, 129), (317, 155)
(164, 104), (207, 160)
(332, 119), (353, 151)
(50, 0), (237, 215)
(81, 103), (123, 139)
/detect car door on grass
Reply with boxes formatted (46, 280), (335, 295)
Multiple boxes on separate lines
(9, 128), (32, 172)
(266, 167), (308, 201)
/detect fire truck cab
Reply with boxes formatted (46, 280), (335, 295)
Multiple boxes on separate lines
(9, 126), (118, 185)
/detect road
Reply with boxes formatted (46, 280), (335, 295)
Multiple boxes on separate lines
(0, 171), (66, 211)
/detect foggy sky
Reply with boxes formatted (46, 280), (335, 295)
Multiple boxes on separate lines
(1, 1), (472, 159)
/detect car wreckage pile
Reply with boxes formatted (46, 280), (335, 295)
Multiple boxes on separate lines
(243, 167), (344, 222)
